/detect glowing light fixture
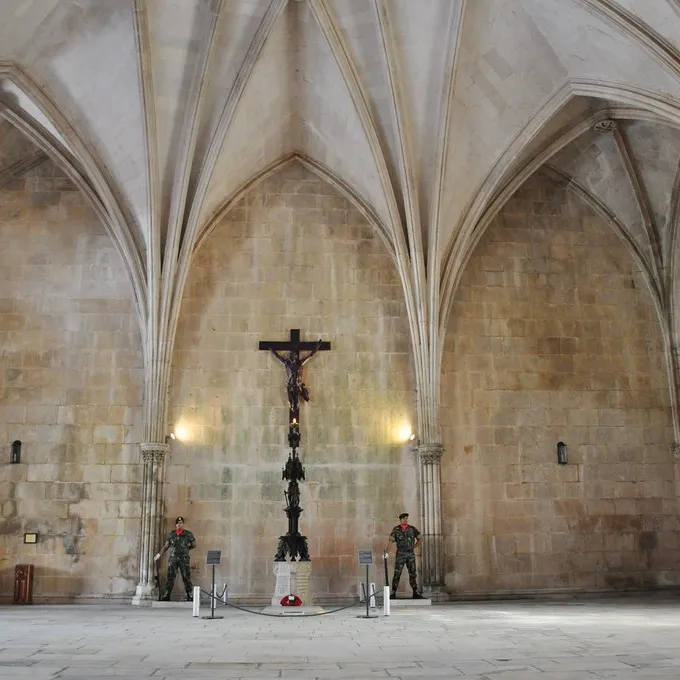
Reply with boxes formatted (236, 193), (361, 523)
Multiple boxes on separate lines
(174, 425), (189, 442)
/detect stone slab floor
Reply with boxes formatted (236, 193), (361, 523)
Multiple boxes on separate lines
(2, 596), (680, 679)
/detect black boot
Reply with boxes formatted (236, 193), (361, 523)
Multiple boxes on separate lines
(161, 593), (171, 601)
(412, 591), (423, 599)
(186, 593), (193, 602)
(390, 591), (397, 599)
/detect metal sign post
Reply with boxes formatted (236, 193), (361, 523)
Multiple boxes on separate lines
(357, 549), (376, 619)
(202, 551), (223, 620)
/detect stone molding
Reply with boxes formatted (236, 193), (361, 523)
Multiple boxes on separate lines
(417, 443), (443, 464)
(140, 442), (170, 462)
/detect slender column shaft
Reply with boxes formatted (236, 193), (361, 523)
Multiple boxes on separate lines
(132, 442), (169, 605)
(417, 443), (444, 589)
(138, 450), (152, 586)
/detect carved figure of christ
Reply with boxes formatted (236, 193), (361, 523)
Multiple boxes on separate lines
(258, 329), (331, 425)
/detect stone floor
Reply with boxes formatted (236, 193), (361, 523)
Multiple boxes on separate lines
(2, 595), (680, 678)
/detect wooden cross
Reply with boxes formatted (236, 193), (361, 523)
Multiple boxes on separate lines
(259, 329), (331, 426)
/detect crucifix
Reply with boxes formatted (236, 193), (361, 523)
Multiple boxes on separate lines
(259, 328), (331, 428)
(259, 328), (331, 562)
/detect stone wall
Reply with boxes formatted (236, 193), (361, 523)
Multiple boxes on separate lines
(441, 172), (679, 594)
(169, 162), (417, 601)
(0, 160), (143, 601)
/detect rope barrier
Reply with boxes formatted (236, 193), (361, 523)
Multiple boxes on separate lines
(197, 588), (382, 618)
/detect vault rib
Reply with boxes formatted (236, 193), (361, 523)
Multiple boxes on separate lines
(612, 122), (664, 286)
(374, 0), (432, 440)
(577, 0), (680, 80)
(133, 0), (164, 442)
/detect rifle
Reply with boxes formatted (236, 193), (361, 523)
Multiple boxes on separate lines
(154, 557), (162, 601)
(383, 551), (389, 588)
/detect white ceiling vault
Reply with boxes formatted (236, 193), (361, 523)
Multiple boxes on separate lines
(3, 0), (680, 440)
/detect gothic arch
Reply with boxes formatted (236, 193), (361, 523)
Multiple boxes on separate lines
(0, 64), (148, 341)
(440, 81), (680, 352)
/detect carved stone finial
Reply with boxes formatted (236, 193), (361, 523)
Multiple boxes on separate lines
(140, 442), (170, 463)
(672, 443), (680, 460)
(417, 443), (443, 465)
(594, 119), (617, 134)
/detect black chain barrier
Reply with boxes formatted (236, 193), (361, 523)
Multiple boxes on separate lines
(197, 587), (382, 618)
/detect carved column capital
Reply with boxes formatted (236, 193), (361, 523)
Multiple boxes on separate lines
(417, 443), (443, 465)
(671, 443), (680, 460)
(140, 442), (170, 463)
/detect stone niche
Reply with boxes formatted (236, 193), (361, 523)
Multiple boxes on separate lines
(168, 161), (418, 602)
(441, 171), (678, 595)
(0, 158), (143, 602)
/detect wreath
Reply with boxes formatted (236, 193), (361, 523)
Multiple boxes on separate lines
(280, 594), (302, 606)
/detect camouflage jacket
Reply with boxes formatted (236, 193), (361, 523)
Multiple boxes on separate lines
(389, 524), (420, 554)
(166, 529), (196, 560)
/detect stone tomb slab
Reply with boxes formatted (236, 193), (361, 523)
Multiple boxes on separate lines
(260, 605), (325, 616)
(390, 597), (432, 606)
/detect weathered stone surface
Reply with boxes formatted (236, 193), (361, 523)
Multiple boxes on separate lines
(169, 163), (417, 601)
(442, 172), (679, 595)
(0, 160), (143, 601)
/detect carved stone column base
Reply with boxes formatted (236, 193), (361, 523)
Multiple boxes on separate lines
(421, 583), (448, 602)
(131, 582), (157, 607)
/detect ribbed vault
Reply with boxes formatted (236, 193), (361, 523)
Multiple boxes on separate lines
(1, 0), (680, 446)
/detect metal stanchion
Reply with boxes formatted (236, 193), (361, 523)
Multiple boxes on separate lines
(357, 550), (377, 619)
(383, 586), (390, 616)
(202, 551), (224, 620)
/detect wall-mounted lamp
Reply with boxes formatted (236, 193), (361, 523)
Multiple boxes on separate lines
(409, 432), (417, 442)
(10, 440), (21, 464)
(165, 433), (176, 444)
(557, 441), (568, 465)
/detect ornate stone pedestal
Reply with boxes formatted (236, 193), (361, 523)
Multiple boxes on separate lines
(262, 560), (323, 615)
(272, 560), (311, 605)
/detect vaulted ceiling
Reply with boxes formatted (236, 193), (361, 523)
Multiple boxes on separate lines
(2, 0), (680, 347)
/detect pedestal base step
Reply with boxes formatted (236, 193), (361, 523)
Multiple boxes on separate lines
(390, 598), (432, 607)
(261, 605), (325, 616)
(151, 601), (194, 608)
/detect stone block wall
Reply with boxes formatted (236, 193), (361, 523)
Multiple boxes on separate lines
(0, 160), (143, 601)
(169, 162), (417, 601)
(441, 172), (679, 594)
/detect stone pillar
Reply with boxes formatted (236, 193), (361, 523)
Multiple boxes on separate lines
(417, 443), (444, 592)
(132, 442), (169, 605)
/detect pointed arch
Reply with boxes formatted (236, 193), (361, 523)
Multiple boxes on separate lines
(160, 151), (406, 454)
(194, 152), (396, 273)
(439, 80), (680, 446)
(0, 63), (148, 345)
(440, 80), (680, 352)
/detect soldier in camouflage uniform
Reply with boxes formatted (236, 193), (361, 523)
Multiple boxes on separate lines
(384, 512), (423, 599)
(155, 516), (196, 601)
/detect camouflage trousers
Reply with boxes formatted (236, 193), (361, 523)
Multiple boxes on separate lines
(165, 555), (192, 597)
(391, 551), (418, 593)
